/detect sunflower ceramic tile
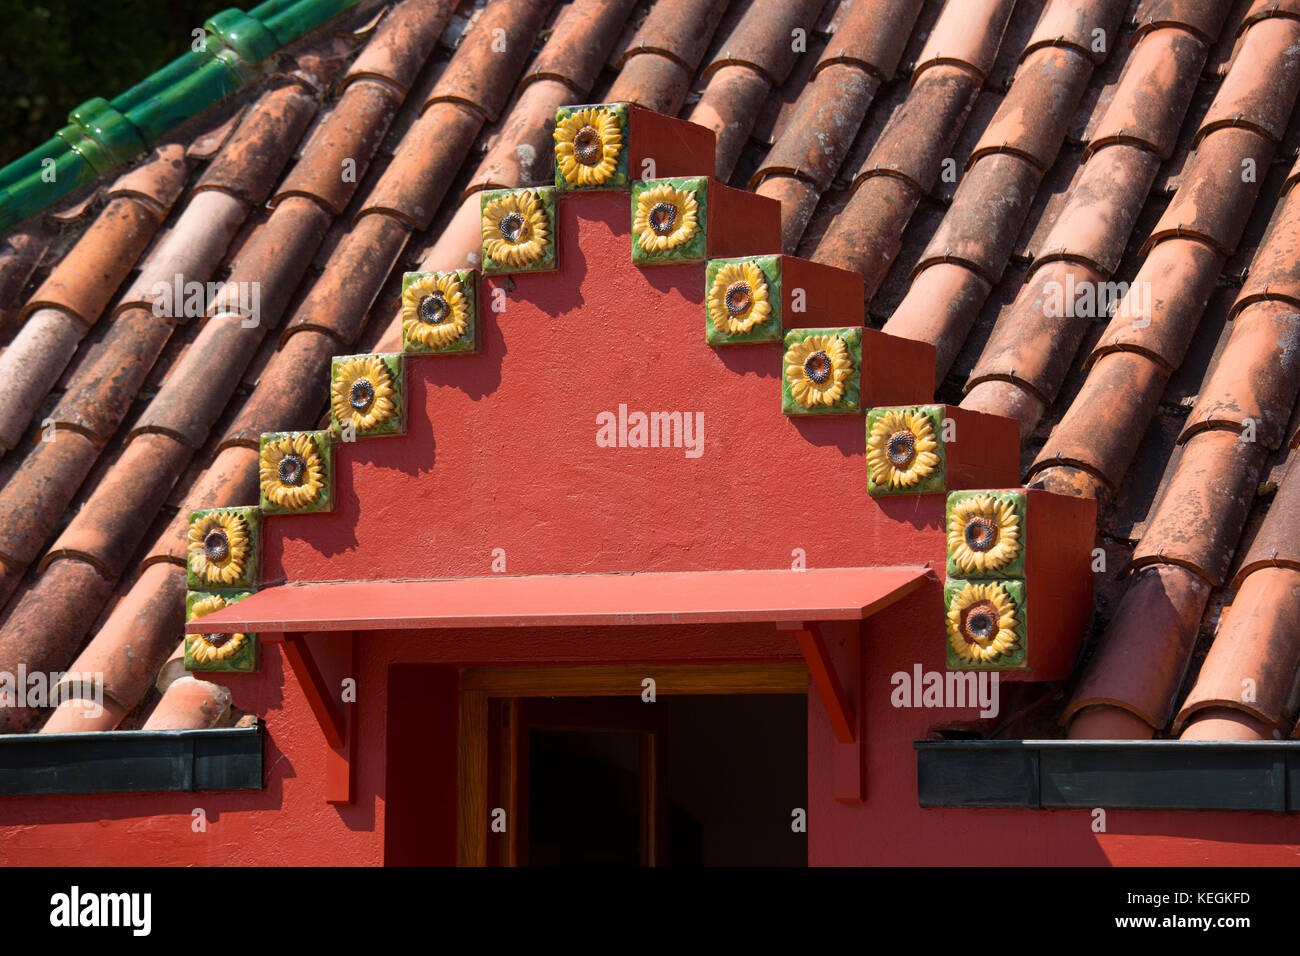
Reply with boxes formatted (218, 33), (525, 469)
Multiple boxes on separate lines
(631, 176), (707, 265)
(865, 405), (947, 496)
(400, 270), (478, 354)
(259, 430), (333, 516)
(554, 103), (628, 190)
(705, 256), (783, 345)
(480, 187), (556, 275)
(330, 353), (405, 438)
(781, 327), (862, 415)
(186, 506), (261, 592)
(946, 490), (1026, 580)
(944, 578), (1027, 671)
(185, 589), (259, 673)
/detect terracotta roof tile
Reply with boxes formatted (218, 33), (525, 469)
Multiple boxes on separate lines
(1087, 239), (1223, 371)
(1084, 26), (1207, 159)
(1173, 566), (1300, 734)
(1022, 0), (1130, 64)
(912, 0), (1015, 81)
(702, 0), (824, 87)
(1196, 16), (1300, 144)
(913, 153), (1040, 284)
(0, 224), (53, 332)
(1064, 563), (1210, 730)
(1032, 143), (1162, 272)
(104, 144), (189, 215)
(884, 263), (993, 378)
(691, 65), (773, 179)
(142, 444), (260, 570)
(40, 433), (191, 576)
(20, 197), (161, 325)
(751, 61), (882, 223)
(1131, 0), (1232, 44)
(0, 309), (88, 451)
(272, 84), (402, 217)
(1130, 428), (1271, 584)
(425, 0), (554, 121)
(0, 430), (99, 569)
(113, 190), (248, 319)
(341, 0), (459, 95)
(1235, 185), (1300, 316)
(0, 557), (115, 732)
(614, 0), (727, 73)
(1233, 455), (1300, 585)
(1030, 350), (1171, 493)
(1239, 0), (1300, 32)
(141, 675), (232, 730)
(40, 562), (186, 732)
(812, 174), (919, 295)
(1180, 707), (1277, 739)
(968, 47), (1093, 171)
(815, 0), (922, 81)
(1180, 301), (1300, 448)
(850, 65), (983, 194)
(221, 329), (339, 449)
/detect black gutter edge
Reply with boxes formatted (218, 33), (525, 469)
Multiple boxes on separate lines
(915, 739), (1300, 812)
(0, 721), (263, 796)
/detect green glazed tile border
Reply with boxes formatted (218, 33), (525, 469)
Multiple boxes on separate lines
(480, 187), (557, 275)
(330, 352), (406, 439)
(259, 429), (334, 516)
(781, 327), (862, 415)
(865, 404), (947, 496)
(554, 102), (629, 191)
(705, 255), (783, 345)
(185, 589), (259, 673)
(945, 489), (1027, 580)
(943, 578), (1027, 672)
(400, 270), (478, 355)
(631, 176), (708, 265)
(185, 505), (261, 592)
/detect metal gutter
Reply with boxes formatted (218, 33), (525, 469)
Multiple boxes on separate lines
(0, 0), (363, 230)
(915, 739), (1300, 812)
(0, 722), (263, 796)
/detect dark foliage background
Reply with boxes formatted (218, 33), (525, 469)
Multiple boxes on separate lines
(0, 0), (229, 165)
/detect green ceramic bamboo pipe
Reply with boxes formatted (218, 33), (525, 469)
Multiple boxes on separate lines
(0, 0), (362, 231)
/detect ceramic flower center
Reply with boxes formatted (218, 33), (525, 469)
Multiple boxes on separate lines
(803, 350), (832, 384)
(887, 430), (917, 468)
(201, 632), (233, 648)
(419, 293), (447, 324)
(649, 202), (678, 235)
(964, 516), (998, 551)
(349, 379), (375, 412)
(573, 125), (602, 165)
(278, 454), (306, 487)
(203, 529), (229, 562)
(725, 281), (752, 315)
(961, 600), (1000, 644)
(499, 211), (526, 242)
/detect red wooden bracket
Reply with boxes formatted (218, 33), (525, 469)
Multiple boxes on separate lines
(279, 631), (357, 805)
(783, 620), (867, 803)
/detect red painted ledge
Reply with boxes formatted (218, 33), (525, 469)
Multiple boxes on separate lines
(187, 566), (930, 633)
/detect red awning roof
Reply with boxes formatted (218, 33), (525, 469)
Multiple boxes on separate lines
(186, 566), (930, 633)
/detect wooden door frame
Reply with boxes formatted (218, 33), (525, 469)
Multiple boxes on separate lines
(456, 662), (809, 866)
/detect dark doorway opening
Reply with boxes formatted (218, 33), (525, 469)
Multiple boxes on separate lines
(493, 694), (807, 866)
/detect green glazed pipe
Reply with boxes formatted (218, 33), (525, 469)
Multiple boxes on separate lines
(0, 0), (362, 232)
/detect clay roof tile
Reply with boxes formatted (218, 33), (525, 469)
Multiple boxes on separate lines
(1196, 16), (1300, 145)
(701, 0), (825, 86)
(142, 675), (232, 730)
(105, 144), (189, 216)
(341, 0), (459, 94)
(614, 0), (728, 72)
(193, 84), (319, 207)
(911, 0), (1016, 82)
(1131, 0), (1233, 44)
(814, 0), (922, 81)
(1021, 0), (1130, 64)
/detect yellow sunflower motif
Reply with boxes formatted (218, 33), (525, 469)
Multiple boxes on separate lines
(332, 355), (397, 432)
(946, 582), (1020, 663)
(187, 511), (250, 586)
(949, 496), (1021, 574)
(554, 107), (623, 187)
(260, 433), (325, 510)
(188, 594), (248, 665)
(709, 261), (772, 334)
(401, 273), (468, 349)
(867, 409), (941, 488)
(634, 183), (699, 252)
(784, 335), (854, 407)
(482, 191), (549, 268)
